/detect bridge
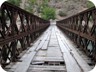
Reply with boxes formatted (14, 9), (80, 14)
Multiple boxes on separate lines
(0, 2), (96, 72)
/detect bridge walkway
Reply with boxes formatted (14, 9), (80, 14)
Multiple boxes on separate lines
(6, 23), (93, 72)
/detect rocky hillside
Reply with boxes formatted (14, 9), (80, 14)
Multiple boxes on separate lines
(48, 0), (89, 20)
(8, 0), (94, 20)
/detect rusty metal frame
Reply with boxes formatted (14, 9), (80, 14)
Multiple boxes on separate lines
(0, 2), (50, 67)
(56, 7), (96, 61)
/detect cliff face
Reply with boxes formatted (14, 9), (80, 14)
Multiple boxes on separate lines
(62, 0), (87, 15)
(48, 0), (88, 20)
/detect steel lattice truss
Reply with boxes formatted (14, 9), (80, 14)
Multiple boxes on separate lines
(57, 7), (96, 62)
(0, 2), (50, 67)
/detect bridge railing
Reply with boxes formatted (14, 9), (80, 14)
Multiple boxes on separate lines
(0, 2), (50, 66)
(57, 7), (96, 61)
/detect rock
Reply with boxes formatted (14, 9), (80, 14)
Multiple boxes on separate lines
(48, 0), (88, 20)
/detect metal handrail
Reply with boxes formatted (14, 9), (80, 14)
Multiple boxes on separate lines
(56, 7), (96, 62)
(0, 2), (50, 67)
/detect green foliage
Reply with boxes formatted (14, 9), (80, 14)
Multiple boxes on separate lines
(41, 7), (56, 20)
(25, 0), (37, 13)
(40, 0), (48, 9)
(8, 0), (21, 6)
(40, 0), (56, 20)
(29, 0), (36, 4)
(58, 11), (67, 17)
(87, 1), (95, 8)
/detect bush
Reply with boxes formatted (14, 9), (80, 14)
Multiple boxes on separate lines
(58, 11), (67, 17)
(87, 1), (95, 8)
(41, 7), (56, 20)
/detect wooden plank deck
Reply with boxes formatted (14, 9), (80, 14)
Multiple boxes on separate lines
(6, 23), (93, 72)
(56, 26), (92, 72)
(7, 27), (52, 72)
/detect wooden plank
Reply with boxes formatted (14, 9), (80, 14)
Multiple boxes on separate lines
(35, 50), (47, 57)
(47, 47), (62, 57)
(41, 40), (49, 50)
(58, 29), (92, 72)
(35, 30), (50, 51)
(56, 28), (82, 72)
(41, 31), (51, 50)
(35, 26), (52, 51)
(56, 26), (92, 72)
(33, 57), (63, 62)
(29, 27), (51, 51)
(28, 65), (66, 71)
(27, 25), (66, 72)
(9, 52), (36, 72)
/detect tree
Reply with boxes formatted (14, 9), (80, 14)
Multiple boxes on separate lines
(40, 0), (56, 20)
(87, 1), (95, 8)
(41, 7), (56, 20)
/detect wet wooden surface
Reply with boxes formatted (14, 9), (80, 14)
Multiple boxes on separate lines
(7, 23), (93, 72)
